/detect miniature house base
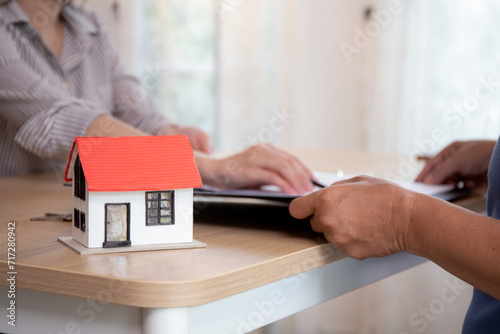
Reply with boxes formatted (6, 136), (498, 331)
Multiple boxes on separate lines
(58, 236), (206, 255)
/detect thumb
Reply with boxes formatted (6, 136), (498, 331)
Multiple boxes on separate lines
(289, 192), (317, 219)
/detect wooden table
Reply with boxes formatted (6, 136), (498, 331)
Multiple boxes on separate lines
(0, 150), (486, 334)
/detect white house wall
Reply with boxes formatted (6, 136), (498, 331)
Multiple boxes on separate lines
(86, 189), (193, 248)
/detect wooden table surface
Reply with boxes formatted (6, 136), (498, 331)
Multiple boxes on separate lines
(0, 150), (486, 309)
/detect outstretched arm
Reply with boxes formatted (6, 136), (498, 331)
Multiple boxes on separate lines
(196, 143), (315, 195)
(289, 176), (500, 299)
(86, 116), (314, 194)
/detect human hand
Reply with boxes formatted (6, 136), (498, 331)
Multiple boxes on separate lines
(157, 124), (212, 154)
(289, 176), (416, 260)
(198, 143), (315, 195)
(416, 140), (496, 187)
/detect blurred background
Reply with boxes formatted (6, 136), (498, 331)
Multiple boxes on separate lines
(86, 0), (500, 154)
(83, 0), (500, 332)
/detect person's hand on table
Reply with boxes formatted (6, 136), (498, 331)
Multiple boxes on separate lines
(197, 143), (315, 195)
(289, 176), (416, 260)
(157, 124), (212, 154)
(416, 140), (496, 188)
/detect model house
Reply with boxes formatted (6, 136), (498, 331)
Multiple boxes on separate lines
(64, 135), (202, 249)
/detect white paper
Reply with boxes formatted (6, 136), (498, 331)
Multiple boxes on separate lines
(311, 171), (454, 196)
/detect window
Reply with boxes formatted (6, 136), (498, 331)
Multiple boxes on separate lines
(145, 191), (174, 226)
(80, 211), (86, 232)
(136, 0), (216, 141)
(366, 1), (500, 155)
(74, 208), (80, 229)
(74, 155), (86, 201)
(74, 208), (85, 232)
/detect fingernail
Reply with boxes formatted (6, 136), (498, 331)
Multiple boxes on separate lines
(424, 175), (433, 184)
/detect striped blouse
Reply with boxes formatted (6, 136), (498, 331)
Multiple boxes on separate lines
(0, 1), (170, 176)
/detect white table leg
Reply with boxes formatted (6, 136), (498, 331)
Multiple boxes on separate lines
(143, 307), (190, 334)
(260, 322), (281, 334)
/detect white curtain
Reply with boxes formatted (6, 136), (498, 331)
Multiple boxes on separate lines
(217, 0), (371, 152)
(84, 0), (217, 137)
(132, 0), (216, 136)
(367, 0), (500, 156)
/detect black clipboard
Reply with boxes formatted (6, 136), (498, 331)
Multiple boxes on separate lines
(194, 185), (472, 206)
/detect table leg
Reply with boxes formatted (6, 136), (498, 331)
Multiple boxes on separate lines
(143, 307), (190, 334)
(260, 322), (281, 334)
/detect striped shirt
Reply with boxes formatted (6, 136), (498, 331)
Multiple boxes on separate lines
(0, 1), (170, 176)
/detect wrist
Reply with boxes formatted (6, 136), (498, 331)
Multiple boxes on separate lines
(85, 114), (147, 137)
(402, 192), (435, 257)
(156, 123), (181, 136)
(394, 188), (419, 254)
(194, 152), (218, 186)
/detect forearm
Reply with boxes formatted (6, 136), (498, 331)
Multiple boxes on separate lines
(87, 119), (216, 183)
(408, 193), (500, 298)
(85, 114), (147, 137)
(193, 151), (220, 186)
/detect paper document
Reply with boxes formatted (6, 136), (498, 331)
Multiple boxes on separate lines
(311, 171), (454, 196)
(195, 171), (457, 203)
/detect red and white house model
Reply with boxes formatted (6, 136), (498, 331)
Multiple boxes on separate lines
(62, 135), (204, 253)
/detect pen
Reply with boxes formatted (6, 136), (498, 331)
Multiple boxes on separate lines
(416, 155), (432, 161)
(311, 179), (327, 188)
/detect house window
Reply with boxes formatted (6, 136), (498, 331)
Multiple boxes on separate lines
(80, 211), (86, 232)
(74, 208), (80, 229)
(73, 209), (86, 232)
(146, 191), (174, 226)
(74, 155), (86, 201)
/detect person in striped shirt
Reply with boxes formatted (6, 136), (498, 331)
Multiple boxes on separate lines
(0, 0), (314, 195)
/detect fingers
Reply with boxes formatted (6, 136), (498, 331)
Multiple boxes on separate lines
(416, 140), (495, 185)
(289, 192), (319, 220)
(253, 169), (297, 195)
(329, 175), (367, 186)
(254, 144), (314, 193)
(290, 188), (337, 234)
(272, 145), (315, 178)
(164, 125), (212, 155)
(209, 144), (313, 194)
(309, 215), (325, 234)
(415, 154), (444, 183)
(290, 176), (370, 220)
(187, 128), (212, 155)
(415, 159), (437, 183)
(193, 131), (212, 155)
(415, 142), (459, 183)
(206, 143), (315, 194)
(422, 154), (464, 184)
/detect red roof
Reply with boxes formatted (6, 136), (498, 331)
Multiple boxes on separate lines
(65, 136), (202, 192)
